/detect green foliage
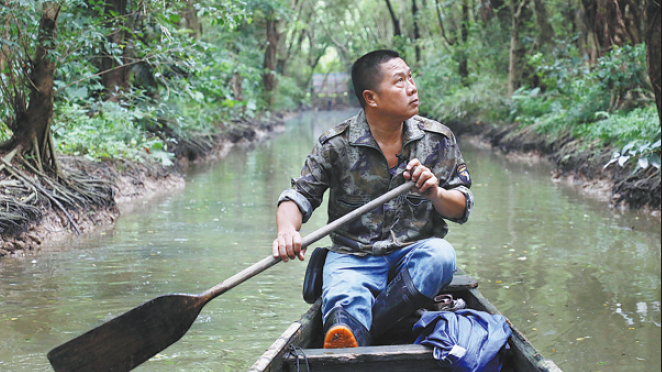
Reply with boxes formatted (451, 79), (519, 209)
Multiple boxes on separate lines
(511, 43), (654, 139)
(1, 0), (658, 174)
(273, 75), (305, 111)
(53, 101), (174, 165)
(417, 50), (510, 122)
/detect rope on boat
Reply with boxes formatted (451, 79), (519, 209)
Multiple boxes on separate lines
(288, 344), (312, 372)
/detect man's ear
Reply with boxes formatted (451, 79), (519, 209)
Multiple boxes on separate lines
(363, 89), (379, 108)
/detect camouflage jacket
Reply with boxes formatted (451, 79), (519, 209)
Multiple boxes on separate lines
(278, 110), (474, 255)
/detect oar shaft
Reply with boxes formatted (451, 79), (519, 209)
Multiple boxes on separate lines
(201, 180), (416, 301)
(300, 180), (415, 247)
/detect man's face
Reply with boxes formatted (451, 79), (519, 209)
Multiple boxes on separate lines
(368, 58), (419, 120)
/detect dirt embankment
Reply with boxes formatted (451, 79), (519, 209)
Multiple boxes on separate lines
(0, 115), (287, 258)
(447, 120), (661, 214)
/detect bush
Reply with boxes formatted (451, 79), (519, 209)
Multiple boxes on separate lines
(417, 54), (510, 122)
(53, 101), (174, 166)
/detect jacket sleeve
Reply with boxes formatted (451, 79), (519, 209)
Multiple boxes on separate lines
(439, 137), (474, 225)
(277, 141), (332, 223)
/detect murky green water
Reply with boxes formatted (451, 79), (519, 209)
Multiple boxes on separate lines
(0, 110), (660, 371)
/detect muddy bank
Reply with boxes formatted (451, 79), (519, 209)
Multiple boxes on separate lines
(447, 120), (661, 213)
(0, 114), (287, 258)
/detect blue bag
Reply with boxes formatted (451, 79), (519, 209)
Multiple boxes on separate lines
(413, 309), (512, 371)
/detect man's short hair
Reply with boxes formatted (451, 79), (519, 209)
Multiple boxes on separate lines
(351, 50), (401, 108)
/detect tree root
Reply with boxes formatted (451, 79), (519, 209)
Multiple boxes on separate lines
(0, 147), (118, 242)
(0, 157), (81, 235)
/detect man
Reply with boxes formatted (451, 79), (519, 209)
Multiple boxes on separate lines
(273, 50), (473, 348)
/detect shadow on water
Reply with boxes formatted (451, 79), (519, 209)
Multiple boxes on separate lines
(0, 110), (659, 371)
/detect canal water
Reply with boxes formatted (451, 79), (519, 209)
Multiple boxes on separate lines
(0, 110), (660, 371)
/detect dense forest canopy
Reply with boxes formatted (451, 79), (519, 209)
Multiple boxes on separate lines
(0, 0), (660, 174)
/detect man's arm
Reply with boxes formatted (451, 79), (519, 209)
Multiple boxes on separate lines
(272, 200), (305, 262)
(404, 158), (467, 220)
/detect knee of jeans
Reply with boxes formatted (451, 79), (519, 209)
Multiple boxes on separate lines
(407, 240), (456, 297)
(322, 282), (374, 329)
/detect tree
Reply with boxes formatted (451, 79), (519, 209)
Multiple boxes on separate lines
(412, 0), (421, 63)
(96, 0), (134, 101)
(385, 0), (402, 37)
(263, 8), (279, 106)
(645, 0), (661, 122)
(508, 0), (529, 95)
(0, 2), (61, 172)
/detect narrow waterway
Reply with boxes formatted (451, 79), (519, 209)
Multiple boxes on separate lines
(0, 110), (659, 371)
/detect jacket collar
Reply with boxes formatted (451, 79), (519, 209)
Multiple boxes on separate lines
(349, 109), (425, 147)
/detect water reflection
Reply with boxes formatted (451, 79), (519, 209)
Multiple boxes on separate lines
(0, 110), (659, 371)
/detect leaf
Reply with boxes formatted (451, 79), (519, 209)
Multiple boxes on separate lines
(246, 98), (257, 111)
(622, 143), (635, 154)
(618, 155), (630, 167)
(651, 139), (661, 149)
(603, 157), (619, 169)
(648, 153), (661, 169)
(595, 111), (610, 120)
(637, 156), (649, 170)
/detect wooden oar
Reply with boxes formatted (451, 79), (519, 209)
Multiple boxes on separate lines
(47, 180), (418, 372)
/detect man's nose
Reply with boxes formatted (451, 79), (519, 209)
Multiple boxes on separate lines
(408, 80), (417, 95)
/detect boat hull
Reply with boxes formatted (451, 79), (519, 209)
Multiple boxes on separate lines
(249, 270), (561, 372)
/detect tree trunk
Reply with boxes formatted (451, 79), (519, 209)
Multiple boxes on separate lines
(180, 0), (201, 38)
(532, 0), (554, 47)
(263, 15), (279, 106)
(385, 0), (402, 36)
(459, 0), (469, 80)
(434, 0), (454, 47)
(508, 0), (528, 95)
(277, 0), (305, 76)
(490, 0), (512, 27)
(579, 0), (628, 58)
(620, 0), (643, 44)
(0, 1), (9, 73)
(101, 0), (130, 101)
(646, 0), (661, 123)
(576, 2), (600, 65)
(6, 2), (60, 165)
(412, 0), (421, 63)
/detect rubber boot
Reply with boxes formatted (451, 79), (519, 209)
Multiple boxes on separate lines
(323, 307), (371, 348)
(371, 267), (432, 339)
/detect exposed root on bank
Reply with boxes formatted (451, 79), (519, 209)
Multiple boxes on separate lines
(613, 167), (662, 209)
(0, 149), (115, 241)
(0, 112), (287, 258)
(447, 120), (661, 212)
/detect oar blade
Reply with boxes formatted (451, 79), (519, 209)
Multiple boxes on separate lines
(48, 294), (204, 372)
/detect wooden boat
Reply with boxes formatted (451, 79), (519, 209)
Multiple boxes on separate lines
(249, 268), (562, 372)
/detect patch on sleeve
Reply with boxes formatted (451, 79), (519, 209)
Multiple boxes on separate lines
(457, 163), (470, 184)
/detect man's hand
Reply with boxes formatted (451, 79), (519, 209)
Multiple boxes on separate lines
(403, 158), (438, 198)
(403, 158), (467, 219)
(272, 229), (304, 262)
(273, 200), (305, 262)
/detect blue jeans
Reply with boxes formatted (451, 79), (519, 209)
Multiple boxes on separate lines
(321, 238), (456, 331)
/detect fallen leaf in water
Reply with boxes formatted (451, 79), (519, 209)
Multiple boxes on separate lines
(517, 257), (527, 261)
(496, 280), (502, 284)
